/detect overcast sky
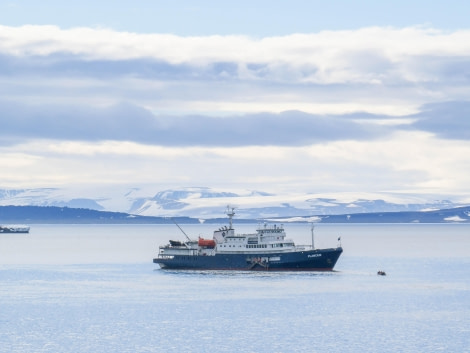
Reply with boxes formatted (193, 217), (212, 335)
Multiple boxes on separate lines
(1, 1), (470, 202)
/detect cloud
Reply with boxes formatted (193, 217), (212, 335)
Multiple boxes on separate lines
(0, 99), (389, 146)
(2, 25), (470, 122)
(0, 100), (155, 142)
(0, 53), (211, 81)
(1, 25), (469, 198)
(2, 95), (469, 147)
(2, 25), (470, 85)
(409, 101), (470, 140)
(5, 127), (469, 196)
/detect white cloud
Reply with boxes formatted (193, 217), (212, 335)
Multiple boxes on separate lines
(2, 127), (469, 199)
(305, 130), (470, 194)
(2, 24), (470, 117)
(2, 25), (470, 83)
(1, 25), (470, 200)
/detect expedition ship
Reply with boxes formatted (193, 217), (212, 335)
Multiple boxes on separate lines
(153, 208), (342, 271)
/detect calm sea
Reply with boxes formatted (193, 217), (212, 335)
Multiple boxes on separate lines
(1, 223), (469, 353)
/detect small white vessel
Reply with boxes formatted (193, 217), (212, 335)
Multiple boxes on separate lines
(0, 225), (30, 233)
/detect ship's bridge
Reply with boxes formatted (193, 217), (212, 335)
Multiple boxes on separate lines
(215, 223), (297, 254)
(256, 223), (287, 241)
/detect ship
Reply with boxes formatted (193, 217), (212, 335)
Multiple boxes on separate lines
(153, 207), (342, 271)
(0, 225), (30, 233)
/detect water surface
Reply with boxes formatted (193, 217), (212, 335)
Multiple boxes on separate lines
(1, 224), (469, 352)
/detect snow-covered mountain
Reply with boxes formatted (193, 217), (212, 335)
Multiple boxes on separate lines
(0, 186), (466, 219)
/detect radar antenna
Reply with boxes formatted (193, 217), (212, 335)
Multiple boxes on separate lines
(226, 206), (235, 229)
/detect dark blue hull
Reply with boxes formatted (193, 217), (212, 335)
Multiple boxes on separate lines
(153, 247), (343, 271)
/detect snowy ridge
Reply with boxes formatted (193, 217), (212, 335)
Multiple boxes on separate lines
(0, 186), (467, 219)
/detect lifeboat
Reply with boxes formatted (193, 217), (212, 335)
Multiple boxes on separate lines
(198, 238), (216, 248)
(169, 240), (185, 247)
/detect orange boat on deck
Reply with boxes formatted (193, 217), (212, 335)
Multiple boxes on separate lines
(198, 238), (216, 248)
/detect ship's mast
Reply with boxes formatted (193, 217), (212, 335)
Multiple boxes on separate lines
(311, 223), (315, 249)
(170, 218), (192, 242)
(226, 206), (235, 229)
